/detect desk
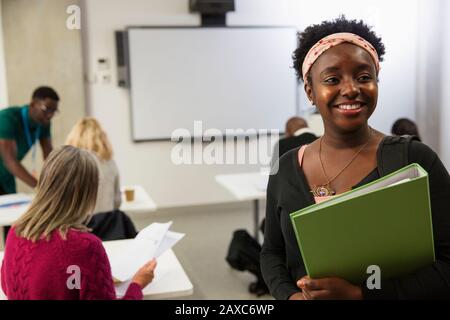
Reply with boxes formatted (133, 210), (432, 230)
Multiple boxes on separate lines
(120, 185), (157, 215)
(0, 193), (33, 227)
(0, 239), (193, 300)
(215, 172), (269, 242)
(0, 185), (157, 228)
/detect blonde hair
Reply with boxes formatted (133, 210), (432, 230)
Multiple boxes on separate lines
(14, 146), (99, 242)
(65, 117), (113, 161)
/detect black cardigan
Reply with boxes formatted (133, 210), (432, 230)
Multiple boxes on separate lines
(260, 139), (450, 300)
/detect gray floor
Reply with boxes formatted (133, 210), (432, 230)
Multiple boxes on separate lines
(130, 202), (273, 300)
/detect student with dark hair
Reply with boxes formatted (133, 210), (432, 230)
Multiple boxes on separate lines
(281, 117), (317, 159)
(270, 117), (317, 172)
(261, 16), (450, 300)
(391, 118), (421, 141)
(0, 86), (59, 194)
(0, 86), (59, 240)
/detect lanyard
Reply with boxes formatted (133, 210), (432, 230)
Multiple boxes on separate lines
(21, 106), (40, 176)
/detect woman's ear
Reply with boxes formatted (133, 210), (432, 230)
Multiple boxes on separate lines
(304, 82), (314, 106)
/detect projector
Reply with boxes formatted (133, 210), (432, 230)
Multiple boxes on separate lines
(189, 0), (235, 14)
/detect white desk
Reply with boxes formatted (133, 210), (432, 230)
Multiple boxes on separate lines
(215, 172), (269, 242)
(0, 185), (157, 228)
(0, 193), (33, 227)
(120, 185), (157, 215)
(0, 239), (193, 300)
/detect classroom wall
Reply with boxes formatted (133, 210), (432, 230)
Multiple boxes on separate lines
(229, 0), (420, 135)
(441, 0), (450, 169)
(1, 0), (85, 192)
(80, 0), (275, 207)
(416, 0), (443, 155)
(81, 0), (427, 207)
(0, 1), (8, 107)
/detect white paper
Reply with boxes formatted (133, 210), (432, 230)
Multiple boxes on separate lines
(387, 178), (411, 187)
(0, 193), (33, 207)
(110, 221), (184, 283)
(154, 231), (184, 258)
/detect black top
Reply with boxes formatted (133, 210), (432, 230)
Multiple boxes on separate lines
(278, 133), (318, 159)
(260, 138), (450, 300)
(270, 133), (318, 171)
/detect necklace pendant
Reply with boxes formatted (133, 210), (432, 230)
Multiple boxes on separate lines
(311, 185), (336, 197)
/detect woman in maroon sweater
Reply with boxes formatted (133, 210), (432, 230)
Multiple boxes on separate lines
(1, 146), (156, 300)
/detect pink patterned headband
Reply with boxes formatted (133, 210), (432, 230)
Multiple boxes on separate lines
(301, 32), (380, 84)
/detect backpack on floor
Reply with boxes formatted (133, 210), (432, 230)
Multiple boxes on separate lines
(225, 229), (269, 296)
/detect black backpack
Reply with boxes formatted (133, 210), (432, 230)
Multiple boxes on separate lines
(225, 135), (420, 297)
(376, 135), (421, 176)
(225, 229), (269, 296)
(88, 209), (138, 241)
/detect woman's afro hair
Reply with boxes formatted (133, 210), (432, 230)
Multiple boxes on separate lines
(293, 15), (386, 82)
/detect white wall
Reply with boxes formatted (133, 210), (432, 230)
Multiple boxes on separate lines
(440, 0), (450, 169)
(416, 0), (443, 153)
(81, 0), (426, 208)
(0, 1), (8, 107)
(2, 0), (85, 193)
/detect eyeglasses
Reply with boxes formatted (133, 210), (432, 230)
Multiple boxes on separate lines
(40, 104), (59, 115)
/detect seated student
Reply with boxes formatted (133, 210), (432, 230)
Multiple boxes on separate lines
(65, 118), (135, 240)
(391, 118), (422, 141)
(272, 117), (317, 167)
(1, 146), (156, 299)
(261, 16), (450, 300)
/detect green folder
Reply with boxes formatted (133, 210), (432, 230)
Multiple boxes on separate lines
(290, 163), (435, 285)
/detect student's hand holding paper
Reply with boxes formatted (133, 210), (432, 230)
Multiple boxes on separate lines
(297, 276), (362, 300)
(131, 258), (157, 289)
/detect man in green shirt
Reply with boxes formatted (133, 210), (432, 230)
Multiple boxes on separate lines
(0, 86), (59, 195)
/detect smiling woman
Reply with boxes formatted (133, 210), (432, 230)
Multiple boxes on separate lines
(260, 16), (450, 300)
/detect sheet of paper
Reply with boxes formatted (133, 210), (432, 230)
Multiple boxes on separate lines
(154, 231), (184, 258)
(0, 193), (33, 207)
(135, 221), (172, 241)
(388, 178), (411, 187)
(110, 221), (184, 283)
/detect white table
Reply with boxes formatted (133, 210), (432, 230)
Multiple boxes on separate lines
(0, 193), (33, 227)
(0, 185), (157, 228)
(0, 239), (193, 300)
(120, 185), (157, 215)
(215, 172), (269, 242)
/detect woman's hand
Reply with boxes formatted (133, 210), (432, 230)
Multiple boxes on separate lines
(131, 258), (157, 289)
(289, 292), (306, 300)
(297, 276), (363, 300)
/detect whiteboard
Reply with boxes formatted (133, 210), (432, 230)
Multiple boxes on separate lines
(127, 27), (298, 141)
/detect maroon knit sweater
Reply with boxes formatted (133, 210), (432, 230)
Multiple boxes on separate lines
(1, 227), (142, 300)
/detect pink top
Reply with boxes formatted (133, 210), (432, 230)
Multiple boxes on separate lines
(1, 227), (143, 300)
(298, 145), (336, 204)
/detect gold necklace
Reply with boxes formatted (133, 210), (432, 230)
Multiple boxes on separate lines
(311, 129), (373, 197)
